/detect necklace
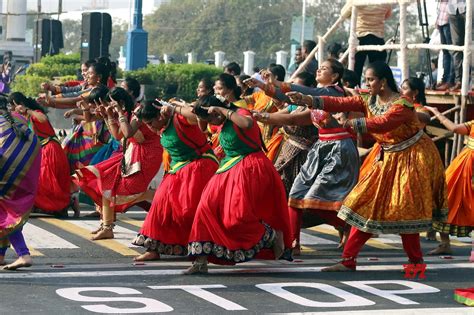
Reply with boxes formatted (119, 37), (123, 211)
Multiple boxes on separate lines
(369, 93), (399, 116)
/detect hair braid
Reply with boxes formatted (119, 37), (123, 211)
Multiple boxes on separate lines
(120, 107), (133, 175)
(0, 96), (28, 140)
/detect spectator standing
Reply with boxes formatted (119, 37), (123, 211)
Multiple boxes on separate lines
(288, 47), (304, 76)
(224, 62), (241, 77)
(341, 1), (392, 86)
(436, 0), (455, 91)
(447, 0), (467, 91)
(0, 52), (13, 94)
(300, 40), (318, 76)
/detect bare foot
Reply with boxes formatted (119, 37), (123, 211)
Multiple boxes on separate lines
(2, 255), (32, 270)
(91, 227), (114, 240)
(134, 251), (160, 262)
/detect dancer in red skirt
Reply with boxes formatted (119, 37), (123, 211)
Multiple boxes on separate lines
(73, 87), (163, 240)
(185, 95), (291, 275)
(8, 92), (73, 217)
(132, 100), (218, 261)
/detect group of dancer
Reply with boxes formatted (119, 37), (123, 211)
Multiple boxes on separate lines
(0, 56), (472, 273)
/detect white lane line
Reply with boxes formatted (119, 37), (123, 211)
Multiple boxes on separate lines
(0, 263), (473, 279)
(23, 222), (79, 249)
(275, 307), (474, 315)
(370, 234), (403, 244)
(452, 236), (472, 243)
(64, 220), (139, 248)
(300, 231), (338, 245)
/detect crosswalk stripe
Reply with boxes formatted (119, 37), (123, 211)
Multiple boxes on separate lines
(63, 220), (140, 248)
(308, 225), (400, 250)
(39, 218), (140, 256)
(300, 245), (316, 254)
(420, 232), (472, 247)
(300, 231), (338, 245)
(28, 218), (469, 258)
(118, 215), (143, 228)
(29, 248), (44, 257)
(23, 222), (79, 249)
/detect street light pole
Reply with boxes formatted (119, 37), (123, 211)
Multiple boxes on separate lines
(300, 0), (306, 46)
(125, 0), (148, 70)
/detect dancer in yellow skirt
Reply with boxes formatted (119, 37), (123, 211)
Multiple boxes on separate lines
(287, 61), (448, 271)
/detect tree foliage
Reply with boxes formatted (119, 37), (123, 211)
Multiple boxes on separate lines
(144, 0), (429, 72)
(145, 0), (319, 67)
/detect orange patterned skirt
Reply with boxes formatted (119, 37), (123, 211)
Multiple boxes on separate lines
(338, 135), (448, 234)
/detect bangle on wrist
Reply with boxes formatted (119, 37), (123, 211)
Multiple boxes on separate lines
(118, 115), (127, 123)
(226, 110), (234, 120)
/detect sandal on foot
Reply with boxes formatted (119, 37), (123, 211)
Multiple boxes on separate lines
(91, 224), (114, 240)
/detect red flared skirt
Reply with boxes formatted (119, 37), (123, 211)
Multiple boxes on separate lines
(188, 151), (291, 265)
(133, 158), (218, 255)
(73, 147), (162, 213)
(35, 140), (71, 212)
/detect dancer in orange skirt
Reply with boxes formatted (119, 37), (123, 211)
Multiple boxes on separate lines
(73, 87), (163, 240)
(132, 101), (218, 261)
(185, 95), (291, 274)
(288, 61), (448, 271)
(425, 106), (474, 259)
(9, 92), (73, 217)
(242, 65), (285, 142)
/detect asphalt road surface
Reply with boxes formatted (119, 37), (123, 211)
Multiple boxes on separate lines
(1, 208), (473, 314)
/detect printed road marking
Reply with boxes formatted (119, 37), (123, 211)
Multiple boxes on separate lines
(39, 218), (140, 256)
(0, 262), (472, 279)
(23, 222), (79, 249)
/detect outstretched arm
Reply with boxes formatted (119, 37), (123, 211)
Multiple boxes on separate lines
(253, 107), (312, 126)
(425, 106), (471, 135)
(286, 92), (366, 113)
